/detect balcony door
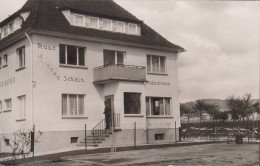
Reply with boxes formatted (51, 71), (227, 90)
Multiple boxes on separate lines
(103, 50), (125, 66)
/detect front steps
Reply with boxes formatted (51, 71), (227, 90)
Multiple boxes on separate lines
(77, 129), (121, 147)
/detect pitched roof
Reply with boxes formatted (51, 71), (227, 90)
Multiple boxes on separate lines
(0, 0), (184, 52)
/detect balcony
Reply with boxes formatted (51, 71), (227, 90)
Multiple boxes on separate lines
(93, 64), (147, 84)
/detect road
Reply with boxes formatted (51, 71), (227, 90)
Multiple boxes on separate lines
(22, 143), (259, 166)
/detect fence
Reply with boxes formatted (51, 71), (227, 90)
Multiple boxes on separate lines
(182, 120), (260, 130)
(181, 127), (260, 143)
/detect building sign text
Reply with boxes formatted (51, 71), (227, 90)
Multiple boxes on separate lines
(0, 77), (15, 88)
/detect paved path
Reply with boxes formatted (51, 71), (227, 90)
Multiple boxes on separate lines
(60, 143), (259, 166)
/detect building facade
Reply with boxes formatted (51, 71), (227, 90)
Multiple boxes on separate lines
(0, 0), (185, 154)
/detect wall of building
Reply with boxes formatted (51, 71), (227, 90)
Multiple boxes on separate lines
(0, 33), (180, 153)
(0, 37), (33, 152)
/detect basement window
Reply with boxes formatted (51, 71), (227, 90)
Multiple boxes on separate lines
(4, 139), (10, 146)
(155, 134), (164, 140)
(70, 137), (78, 144)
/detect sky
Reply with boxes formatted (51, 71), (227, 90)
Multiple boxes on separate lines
(0, 0), (259, 102)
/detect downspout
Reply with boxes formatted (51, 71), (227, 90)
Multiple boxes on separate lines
(25, 32), (34, 130)
(176, 50), (181, 140)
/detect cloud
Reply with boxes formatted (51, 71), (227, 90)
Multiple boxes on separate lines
(115, 0), (259, 102)
(1, 0), (259, 102)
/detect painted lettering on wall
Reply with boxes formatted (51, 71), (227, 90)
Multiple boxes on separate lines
(37, 43), (55, 51)
(148, 81), (170, 86)
(38, 54), (61, 81)
(38, 54), (85, 83)
(0, 77), (15, 88)
(63, 76), (85, 83)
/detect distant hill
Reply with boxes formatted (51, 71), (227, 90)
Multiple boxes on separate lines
(181, 99), (259, 111)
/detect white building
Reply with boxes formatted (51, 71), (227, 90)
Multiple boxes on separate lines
(0, 0), (185, 153)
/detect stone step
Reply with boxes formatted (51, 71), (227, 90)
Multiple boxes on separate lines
(77, 143), (98, 147)
(80, 140), (102, 144)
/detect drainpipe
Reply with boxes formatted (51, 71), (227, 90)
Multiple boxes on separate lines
(176, 50), (181, 135)
(25, 32), (34, 130)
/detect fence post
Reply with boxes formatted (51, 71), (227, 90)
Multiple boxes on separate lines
(85, 124), (87, 153)
(175, 121), (177, 144)
(31, 124), (35, 159)
(134, 122), (136, 150)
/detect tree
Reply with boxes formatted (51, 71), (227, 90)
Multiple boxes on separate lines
(226, 95), (243, 121)
(226, 93), (254, 122)
(204, 104), (219, 122)
(252, 101), (260, 114)
(214, 111), (229, 123)
(180, 103), (195, 124)
(193, 100), (207, 123)
(241, 93), (253, 122)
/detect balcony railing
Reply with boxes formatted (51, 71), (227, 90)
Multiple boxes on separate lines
(93, 64), (147, 84)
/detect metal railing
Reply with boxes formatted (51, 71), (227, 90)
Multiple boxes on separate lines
(91, 113), (120, 143)
(93, 64), (146, 83)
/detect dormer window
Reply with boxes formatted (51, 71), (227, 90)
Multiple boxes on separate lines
(0, 17), (23, 40)
(90, 17), (99, 29)
(113, 21), (125, 33)
(102, 19), (112, 31)
(128, 23), (137, 35)
(9, 23), (14, 33)
(62, 10), (140, 36)
(74, 14), (84, 27)
(3, 27), (8, 37)
(15, 17), (22, 30)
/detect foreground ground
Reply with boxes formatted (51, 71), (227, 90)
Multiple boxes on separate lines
(19, 143), (259, 166)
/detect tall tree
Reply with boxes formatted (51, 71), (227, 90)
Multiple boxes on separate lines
(193, 100), (207, 123)
(226, 94), (254, 122)
(180, 103), (195, 124)
(205, 104), (219, 122)
(226, 95), (242, 121)
(241, 93), (253, 122)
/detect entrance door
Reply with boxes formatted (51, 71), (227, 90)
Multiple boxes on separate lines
(104, 95), (114, 129)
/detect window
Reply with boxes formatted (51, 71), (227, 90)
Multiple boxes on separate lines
(17, 46), (25, 69)
(70, 137), (78, 144)
(18, 96), (26, 119)
(4, 139), (10, 146)
(103, 50), (125, 66)
(146, 97), (171, 116)
(59, 44), (85, 66)
(9, 23), (14, 33)
(3, 26), (8, 37)
(3, 54), (7, 67)
(90, 17), (99, 28)
(155, 134), (164, 140)
(102, 19), (112, 31)
(113, 21), (125, 33)
(124, 93), (141, 114)
(74, 14), (84, 27)
(4, 99), (12, 111)
(128, 23), (137, 35)
(15, 18), (22, 30)
(147, 55), (166, 74)
(62, 94), (85, 117)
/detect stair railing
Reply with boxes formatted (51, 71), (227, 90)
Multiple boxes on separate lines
(91, 113), (120, 144)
